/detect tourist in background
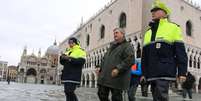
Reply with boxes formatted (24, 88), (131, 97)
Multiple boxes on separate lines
(127, 58), (142, 101)
(182, 72), (195, 100)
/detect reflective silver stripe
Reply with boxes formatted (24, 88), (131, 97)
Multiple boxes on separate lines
(61, 80), (80, 84)
(143, 40), (174, 47)
(143, 40), (185, 47)
(147, 77), (176, 81)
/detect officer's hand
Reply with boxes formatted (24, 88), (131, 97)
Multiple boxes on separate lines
(61, 54), (69, 60)
(179, 76), (186, 83)
(111, 68), (119, 77)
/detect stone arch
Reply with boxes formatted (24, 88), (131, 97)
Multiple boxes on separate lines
(194, 55), (197, 68)
(136, 42), (141, 58)
(26, 68), (37, 76)
(198, 56), (201, 69)
(81, 74), (85, 87)
(97, 55), (100, 66)
(26, 68), (37, 83)
(189, 55), (193, 67)
(86, 73), (90, 87)
(39, 68), (46, 84)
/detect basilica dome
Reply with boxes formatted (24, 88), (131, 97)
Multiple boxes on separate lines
(46, 41), (60, 55)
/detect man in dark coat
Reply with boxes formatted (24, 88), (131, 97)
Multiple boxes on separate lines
(182, 72), (195, 99)
(97, 28), (135, 101)
(60, 37), (86, 101)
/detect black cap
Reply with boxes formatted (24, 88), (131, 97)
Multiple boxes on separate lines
(68, 37), (79, 45)
(150, 7), (167, 14)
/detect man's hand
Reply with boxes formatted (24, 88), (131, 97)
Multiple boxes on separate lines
(95, 67), (101, 75)
(140, 76), (146, 83)
(111, 68), (119, 77)
(60, 54), (69, 60)
(179, 76), (186, 83)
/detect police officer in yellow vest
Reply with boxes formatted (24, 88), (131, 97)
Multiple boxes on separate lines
(60, 37), (86, 101)
(141, 0), (188, 101)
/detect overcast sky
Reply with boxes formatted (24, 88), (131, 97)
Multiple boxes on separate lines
(0, 0), (201, 66)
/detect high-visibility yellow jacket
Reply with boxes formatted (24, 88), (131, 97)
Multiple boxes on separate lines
(60, 44), (86, 84)
(142, 18), (188, 81)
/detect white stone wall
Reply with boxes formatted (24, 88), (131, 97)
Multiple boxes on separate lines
(58, 0), (201, 91)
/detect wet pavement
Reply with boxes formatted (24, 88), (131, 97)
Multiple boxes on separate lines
(0, 82), (200, 101)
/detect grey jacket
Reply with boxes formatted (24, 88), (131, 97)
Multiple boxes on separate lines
(97, 40), (135, 90)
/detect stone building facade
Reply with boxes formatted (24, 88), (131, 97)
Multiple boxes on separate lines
(0, 60), (8, 81)
(58, 0), (201, 92)
(7, 65), (18, 81)
(17, 41), (61, 85)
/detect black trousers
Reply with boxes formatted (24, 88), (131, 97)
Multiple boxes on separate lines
(150, 79), (170, 101)
(64, 82), (78, 101)
(97, 85), (123, 101)
(182, 88), (193, 99)
(141, 82), (150, 97)
(127, 83), (138, 101)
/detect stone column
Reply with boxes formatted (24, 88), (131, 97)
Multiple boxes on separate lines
(95, 76), (98, 88)
(195, 76), (199, 93)
(85, 79), (87, 87)
(89, 75), (92, 88)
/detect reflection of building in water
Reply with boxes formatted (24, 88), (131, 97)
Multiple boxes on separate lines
(17, 41), (62, 85)
(59, 0), (201, 92)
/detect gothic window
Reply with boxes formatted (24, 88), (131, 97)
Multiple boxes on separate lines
(26, 68), (37, 76)
(100, 25), (105, 39)
(186, 20), (192, 36)
(90, 24), (92, 31)
(97, 56), (100, 66)
(119, 12), (127, 28)
(50, 76), (53, 81)
(86, 34), (90, 46)
(194, 56), (196, 68)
